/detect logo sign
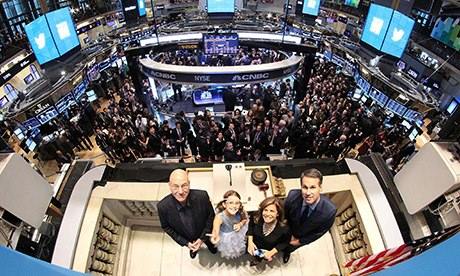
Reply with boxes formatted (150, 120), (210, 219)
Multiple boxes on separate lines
(360, 4), (393, 50)
(24, 16), (60, 64)
(232, 73), (270, 82)
(380, 10), (415, 58)
(45, 7), (80, 56)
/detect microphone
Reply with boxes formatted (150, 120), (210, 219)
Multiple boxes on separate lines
(225, 164), (233, 186)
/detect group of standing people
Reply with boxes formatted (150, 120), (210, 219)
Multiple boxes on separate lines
(158, 168), (337, 266)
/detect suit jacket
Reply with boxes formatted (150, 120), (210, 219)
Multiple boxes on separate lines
(284, 190), (336, 245)
(158, 189), (215, 246)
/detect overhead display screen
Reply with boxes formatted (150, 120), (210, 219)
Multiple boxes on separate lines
(45, 7), (80, 56)
(302, 0), (321, 16)
(386, 99), (407, 117)
(22, 117), (41, 130)
(431, 17), (460, 51)
(360, 4), (393, 51)
(36, 106), (59, 124)
(381, 10), (415, 58)
(403, 109), (421, 122)
(24, 16), (60, 64)
(203, 33), (239, 54)
(344, 0), (360, 8)
(56, 93), (77, 113)
(207, 0), (235, 13)
(368, 87), (389, 107)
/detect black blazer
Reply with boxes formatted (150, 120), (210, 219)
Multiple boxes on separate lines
(247, 217), (290, 252)
(158, 189), (215, 246)
(284, 190), (337, 245)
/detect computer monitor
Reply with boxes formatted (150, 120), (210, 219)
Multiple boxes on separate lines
(401, 120), (411, 129)
(14, 128), (25, 141)
(25, 138), (37, 151)
(408, 128), (419, 141)
(86, 90), (97, 102)
(446, 99), (459, 115)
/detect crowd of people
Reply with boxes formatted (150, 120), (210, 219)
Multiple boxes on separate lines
(85, 58), (411, 166)
(154, 47), (286, 67)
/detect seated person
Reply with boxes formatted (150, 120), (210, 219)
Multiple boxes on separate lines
(247, 197), (290, 266)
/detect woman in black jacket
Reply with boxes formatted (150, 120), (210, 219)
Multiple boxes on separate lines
(247, 197), (290, 266)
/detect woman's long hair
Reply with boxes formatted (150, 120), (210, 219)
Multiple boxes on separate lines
(253, 196), (285, 226)
(215, 190), (247, 220)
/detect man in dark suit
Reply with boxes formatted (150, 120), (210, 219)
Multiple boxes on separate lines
(283, 168), (337, 263)
(172, 122), (186, 156)
(158, 169), (217, 259)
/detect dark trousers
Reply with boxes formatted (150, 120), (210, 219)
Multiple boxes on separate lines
(284, 243), (302, 255)
(176, 142), (186, 156)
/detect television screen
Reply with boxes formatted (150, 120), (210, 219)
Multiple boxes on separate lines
(361, 4), (393, 51)
(22, 117), (41, 130)
(25, 138), (37, 151)
(355, 74), (372, 93)
(24, 16), (60, 64)
(431, 17), (460, 51)
(24, 74), (34, 85)
(72, 78), (89, 100)
(403, 109), (422, 122)
(138, 0), (146, 16)
(352, 89), (363, 100)
(385, 98), (407, 117)
(56, 93), (77, 113)
(408, 128), (420, 141)
(369, 87), (389, 107)
(360, 95), (368, 103)
(36, 106), (59, 124)
(446, 100), (459, 115)
(14, 128), (25, 141)
(45, 7), (80, 56)
(380, 11), (415, 58)
(203, 33), (239, 55)
(344, 0), (360, 8)
(302, 0), (321, 16)
(207, 0), (235, 13)
(86, 90), (98, 102)
(0, 97), (8, 109)
(401, 120), (411, 129)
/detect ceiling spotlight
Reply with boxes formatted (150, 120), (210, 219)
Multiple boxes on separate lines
(61, 71), (66, 76)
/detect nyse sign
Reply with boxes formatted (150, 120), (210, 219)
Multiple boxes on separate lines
(143, 65), (300, 84)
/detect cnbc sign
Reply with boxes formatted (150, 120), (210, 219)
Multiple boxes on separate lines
(360, 3), (415, 58)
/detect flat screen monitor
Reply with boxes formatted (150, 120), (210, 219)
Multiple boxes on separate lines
(56, 93), (77, 113)
(45, 7), (80, 56)
(86, 90), (98, 102)
(24, 74), (34, 85)
(403, 109), (421, 122)
(344, 0), (360, 8)
(25, 138), (37, 151)
(302, 0), (321, 16)
(203, 33), (239, 55)
(446, 99), (459, 115)
(431, 17), (460, 51)
(24, 16), (60, 64)
(401, 120), (411, 129)
(355, 73), (371, 93)
(22, 117), (41, 130)
(408, 128), (419, 141)
(72, 78), (89, 100)
(385, 98), (407, 117)
(207, 0), (235, 13)
(0, 97), (8, 109)
(369, 87), (388, 107)
(360, 95), (368, 104)
(352, 89), (362, 100)
(14, 128), (25, 141)
(380, 10), (415, 58)
(37, 106), (59, 124)
(361, 4), (393, 51)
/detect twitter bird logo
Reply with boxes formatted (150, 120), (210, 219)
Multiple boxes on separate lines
(307, 0), (317, 8)
(391, 28), (405, 42)
(34, 33), (46, 49)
